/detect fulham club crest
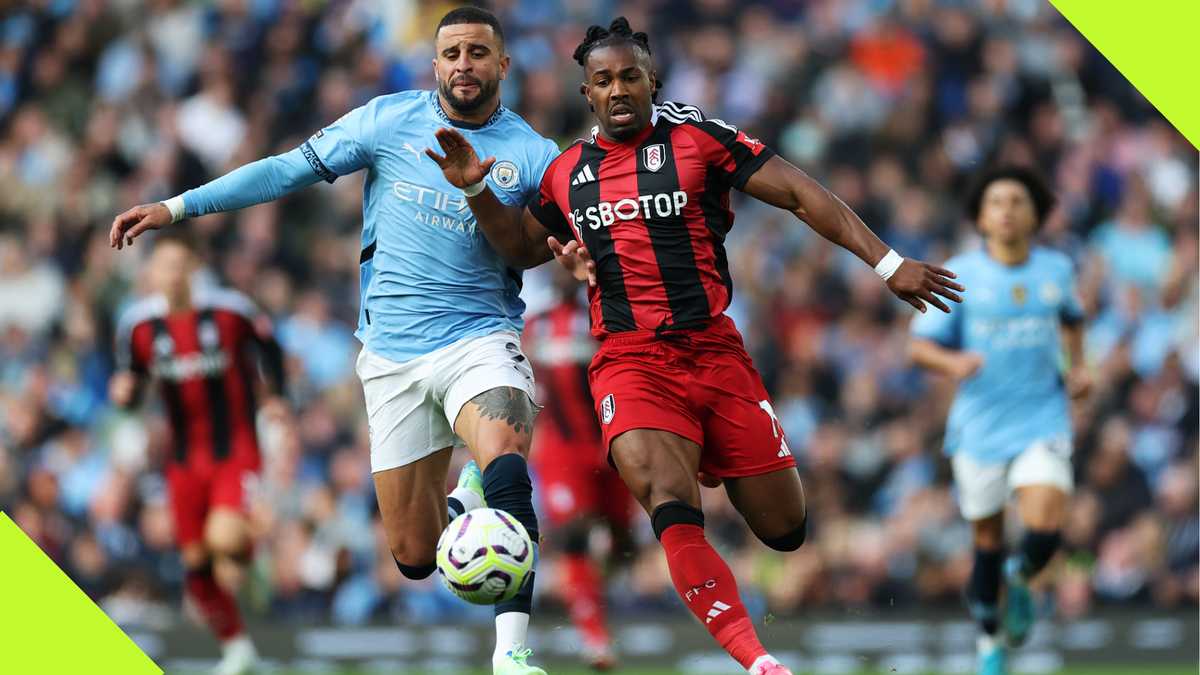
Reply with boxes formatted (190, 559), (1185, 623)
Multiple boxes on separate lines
(600, 394), (616, 424)
(643, 144), (665, 172)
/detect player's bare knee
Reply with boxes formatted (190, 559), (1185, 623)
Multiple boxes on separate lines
(390, 536), (438, 579)
(758, 515), (807, 552)
(971, 513), (1005, 550)
(204, 512), (247, 558)
(180, 544), (209, 571)
(475, 444), (529, 470)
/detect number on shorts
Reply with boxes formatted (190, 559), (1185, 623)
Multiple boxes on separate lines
(758, 400), (792, 458)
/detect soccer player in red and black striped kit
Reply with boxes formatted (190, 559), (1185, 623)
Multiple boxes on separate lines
(110, 232), (286, 675)
(426, 18), (964, 675)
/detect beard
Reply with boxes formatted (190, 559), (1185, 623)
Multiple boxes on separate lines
(440, 74), (499, 114)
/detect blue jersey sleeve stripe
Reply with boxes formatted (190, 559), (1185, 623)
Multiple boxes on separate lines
(302, 141), (338, 183)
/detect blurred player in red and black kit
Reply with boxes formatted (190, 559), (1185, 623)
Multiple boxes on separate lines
(110, 232), (285, 675)
(427, 17), (963, 675)
(523, 266), (631, 670)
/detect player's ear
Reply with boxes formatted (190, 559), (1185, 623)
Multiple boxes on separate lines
(499, 53), (510, 80)
(580, 83), (593, 112)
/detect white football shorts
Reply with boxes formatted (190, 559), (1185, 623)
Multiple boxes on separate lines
(951, 437), (1074, 521)
(356, 331), (535, 473)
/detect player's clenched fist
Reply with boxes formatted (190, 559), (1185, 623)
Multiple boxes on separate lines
(110, 202), (172, 250)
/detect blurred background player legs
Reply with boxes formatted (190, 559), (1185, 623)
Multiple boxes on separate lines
(524, 267), (628, 670)
(178, 505), (258, 675)
(955, 446), (1073, 675)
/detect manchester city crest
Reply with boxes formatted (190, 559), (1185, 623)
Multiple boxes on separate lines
(490, 160), (519, 190)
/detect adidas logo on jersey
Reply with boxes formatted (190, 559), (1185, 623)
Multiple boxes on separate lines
(572, 165), (597, 186)
(705, 600), (732, 624)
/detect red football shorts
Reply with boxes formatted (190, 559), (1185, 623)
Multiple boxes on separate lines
(588, 315), (796, 479)
(166, 454), (259, 548)
(533, 435), (634, 528)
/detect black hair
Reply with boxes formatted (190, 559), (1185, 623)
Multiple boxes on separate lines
(436, 5), (504, 46)
(965, 165), (1057, 227)
(152, 228), (197, 253)
(573, 17), (661, 100)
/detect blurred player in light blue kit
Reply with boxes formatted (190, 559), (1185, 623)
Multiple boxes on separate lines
(109, 7), (556, 674)
(910, 167), (1092, 675)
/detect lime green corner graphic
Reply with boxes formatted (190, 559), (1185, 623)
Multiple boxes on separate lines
(1051, 0), (1200, 149)
(0, 513), (162, 674)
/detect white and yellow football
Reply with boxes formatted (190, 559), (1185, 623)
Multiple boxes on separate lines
(435, 507), (534, 605)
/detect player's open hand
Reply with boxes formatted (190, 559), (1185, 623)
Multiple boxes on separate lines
(426, 127), (494, 189)
(108, 371), (137, 407)
(548, 236), (597, 287)
(887, 258), (964, 313)
(110, 202), (172, 250)
(1065, 365), (1092, 400)
(952, 352), (984, 380)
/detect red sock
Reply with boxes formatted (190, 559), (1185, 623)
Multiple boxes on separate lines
(562, 553), (610, 647)
(185, 566), (243, 641)
(660, 523), (767, 669)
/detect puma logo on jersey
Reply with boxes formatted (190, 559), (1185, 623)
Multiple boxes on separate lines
(402, 142), (422, 161)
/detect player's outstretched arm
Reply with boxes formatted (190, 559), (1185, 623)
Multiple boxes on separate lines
(426, 127), (554, 268)
(1061, 323), (1091, 399)
(909, 338), (983, 380)
(108, 370), (144, 408)
(109, 149), (326, 249)
(742, 155), (965, 313)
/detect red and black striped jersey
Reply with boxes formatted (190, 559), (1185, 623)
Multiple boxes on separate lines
(529, 101), (773, 339)
(116, 288), (282, 470)
(522, 297), (599, 448)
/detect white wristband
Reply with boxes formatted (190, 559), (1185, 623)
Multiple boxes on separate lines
(162, 195), (186, 224)
(874, 249), (903, 281)
(462, 180), (487, 198)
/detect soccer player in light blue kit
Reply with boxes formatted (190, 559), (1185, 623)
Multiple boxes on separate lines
(910, 167), (1092, 675)
(109, 8), (555, 674)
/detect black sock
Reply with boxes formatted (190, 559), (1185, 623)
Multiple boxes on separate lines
(1016, 529), (1061, 579)
(482, 453), (539, 616)
(967, 547), (1004, 635)
(394, 557), (436, 580)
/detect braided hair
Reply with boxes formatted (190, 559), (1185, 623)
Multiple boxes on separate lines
(573, 17), (661, 101)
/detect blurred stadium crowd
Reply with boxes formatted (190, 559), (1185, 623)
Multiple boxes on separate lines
(0, 0), (1195, 633)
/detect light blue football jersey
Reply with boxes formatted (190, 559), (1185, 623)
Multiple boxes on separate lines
(912, 246), (1085, 463)
(302, 90), (559, 363)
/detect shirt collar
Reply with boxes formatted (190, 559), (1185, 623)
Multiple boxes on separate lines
(429, 90), (505, 130)
(587, 104), (661, 149)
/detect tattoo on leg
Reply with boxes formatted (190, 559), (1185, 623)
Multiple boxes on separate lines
(469, 387), (539, 434)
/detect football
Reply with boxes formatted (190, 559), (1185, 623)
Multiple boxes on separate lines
(435, 507), (535, 605)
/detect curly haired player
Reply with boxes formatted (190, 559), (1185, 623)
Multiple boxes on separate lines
(911, 166), (1090, 675)
(426, 18), (964, 674)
